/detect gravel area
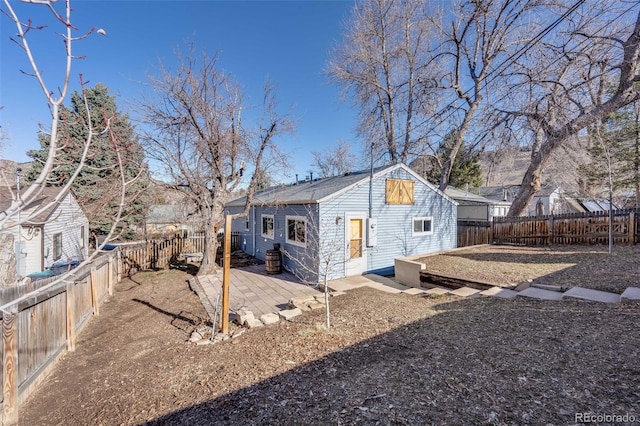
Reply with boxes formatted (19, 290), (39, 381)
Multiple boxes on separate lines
(417, 244), (640, 293)
(18, 250), (640, 425)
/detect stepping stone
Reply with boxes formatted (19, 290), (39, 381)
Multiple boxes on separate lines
(516, 287), (563, 301)
(480, 287), (518, 299)
(562, 287), (621, 304)
(278, 308), (302, 321)
(423, 287), (450, 295)
(403, 288), (427, 295)
(621, 287), (640, 302)
(531, 284), (563, 292)
(449, 287), (481, 298)
(259, 313), (280, 325)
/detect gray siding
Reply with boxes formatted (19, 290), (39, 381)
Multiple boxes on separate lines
(231, 204), (321, 283)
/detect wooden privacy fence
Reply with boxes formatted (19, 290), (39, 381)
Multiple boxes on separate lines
(0, 230), (241, 424)
(0, 251), (119, 425)
(458, 209), (640, 247)
(458, 220), (492, 247)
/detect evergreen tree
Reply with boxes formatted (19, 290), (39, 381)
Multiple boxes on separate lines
(26, 84), (150, 240)
(416, 132), (483, 190)
(579, 99), (640, 208)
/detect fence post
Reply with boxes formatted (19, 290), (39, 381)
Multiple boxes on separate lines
(108, 255), (114, 296)
(3, 305), (18, 425)
(116, 250), (122, 283)
(66, 282), (76, 352)
(629, 211), (636, 245)
(90, 266), (99, 316)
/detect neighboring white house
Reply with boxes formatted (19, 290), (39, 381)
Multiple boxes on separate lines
(479, 185), (582, 216)
(0, 187), (89, 278)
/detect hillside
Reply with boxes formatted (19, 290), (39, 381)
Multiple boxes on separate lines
(478, 136), (591, 194)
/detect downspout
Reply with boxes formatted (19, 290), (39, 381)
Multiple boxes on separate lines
(252, 206), (256, 257)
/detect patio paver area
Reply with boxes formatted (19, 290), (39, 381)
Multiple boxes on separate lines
(196, 264), (321, 319)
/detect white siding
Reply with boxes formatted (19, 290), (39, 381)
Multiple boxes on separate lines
(41, 193), (89, 269)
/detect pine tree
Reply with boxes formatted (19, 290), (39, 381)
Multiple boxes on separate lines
(416, 132), (483, 190)
(26, 84), (150, 240)
(579, 99), (640, 208)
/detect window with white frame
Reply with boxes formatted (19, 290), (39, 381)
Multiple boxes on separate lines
(80, 226), (85, 249)
(286, 215), (306, 247)
(261, 214), (274, 239)
(412, 217), (433, 236)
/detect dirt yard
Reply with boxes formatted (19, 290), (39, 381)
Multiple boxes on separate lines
(19, 246), (640, 425)
(418, 244), (640, 293)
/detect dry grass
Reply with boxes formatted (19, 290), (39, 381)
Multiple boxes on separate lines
(417, 244), (640, 293)
(18, 247), (640, 425)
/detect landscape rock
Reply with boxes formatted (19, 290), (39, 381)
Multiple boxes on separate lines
(231, 328), (246, 339)
(245, 318), (264, 329)
(278, 308), (302, 321)
(235, 309), (255, 325)
(189, 330), (202, 342)
(289, 296), (316, 310)
(308, 301), (325, 310)
(260, 313), (280, 325)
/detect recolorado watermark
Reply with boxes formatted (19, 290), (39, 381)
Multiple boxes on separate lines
(576, 412), (638, 423)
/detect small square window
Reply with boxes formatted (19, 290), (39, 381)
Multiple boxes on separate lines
(412, 217), (433, 236)
(261, 215), (274, 239)
(285, 216), (306, 247)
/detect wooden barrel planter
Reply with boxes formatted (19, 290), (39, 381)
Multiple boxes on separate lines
(265, 249), (282, 274)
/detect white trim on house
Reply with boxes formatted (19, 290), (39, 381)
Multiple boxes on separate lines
(285, 215), (307, 248)
(412, 216), (434, 236)
(261, 214), (274, 239)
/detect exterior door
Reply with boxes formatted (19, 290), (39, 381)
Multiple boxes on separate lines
(345, 213), (367, 276)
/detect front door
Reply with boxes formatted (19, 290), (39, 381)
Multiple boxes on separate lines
(345, 213), (367, 276)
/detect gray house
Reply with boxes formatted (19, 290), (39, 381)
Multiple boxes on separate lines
(226, 163), (457, 283)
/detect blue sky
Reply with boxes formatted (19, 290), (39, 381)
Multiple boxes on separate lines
(1, 0), (359, 181)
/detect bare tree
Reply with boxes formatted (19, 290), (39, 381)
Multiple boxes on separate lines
(139, 46), (293, 275)
(328, 0), (440, 165)
(280, 207), (349, 329)
(312, 140), (358, 177)
(1, 0), (140, 284)
(432, 0), (547, 191)
(502, 3), (640, 215)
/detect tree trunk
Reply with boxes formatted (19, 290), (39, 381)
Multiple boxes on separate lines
(198, 225), (219, 275)
(0, 233), (18, 287)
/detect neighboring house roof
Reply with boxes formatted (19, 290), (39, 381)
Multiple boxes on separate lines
(0, 186), (82, 225)
(444, 186), (508, 205)
(146, 205), (187, 224)
(575, 198), (619, 212)
(227, 163), (456, 207)
(478, 185), (561, 201)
